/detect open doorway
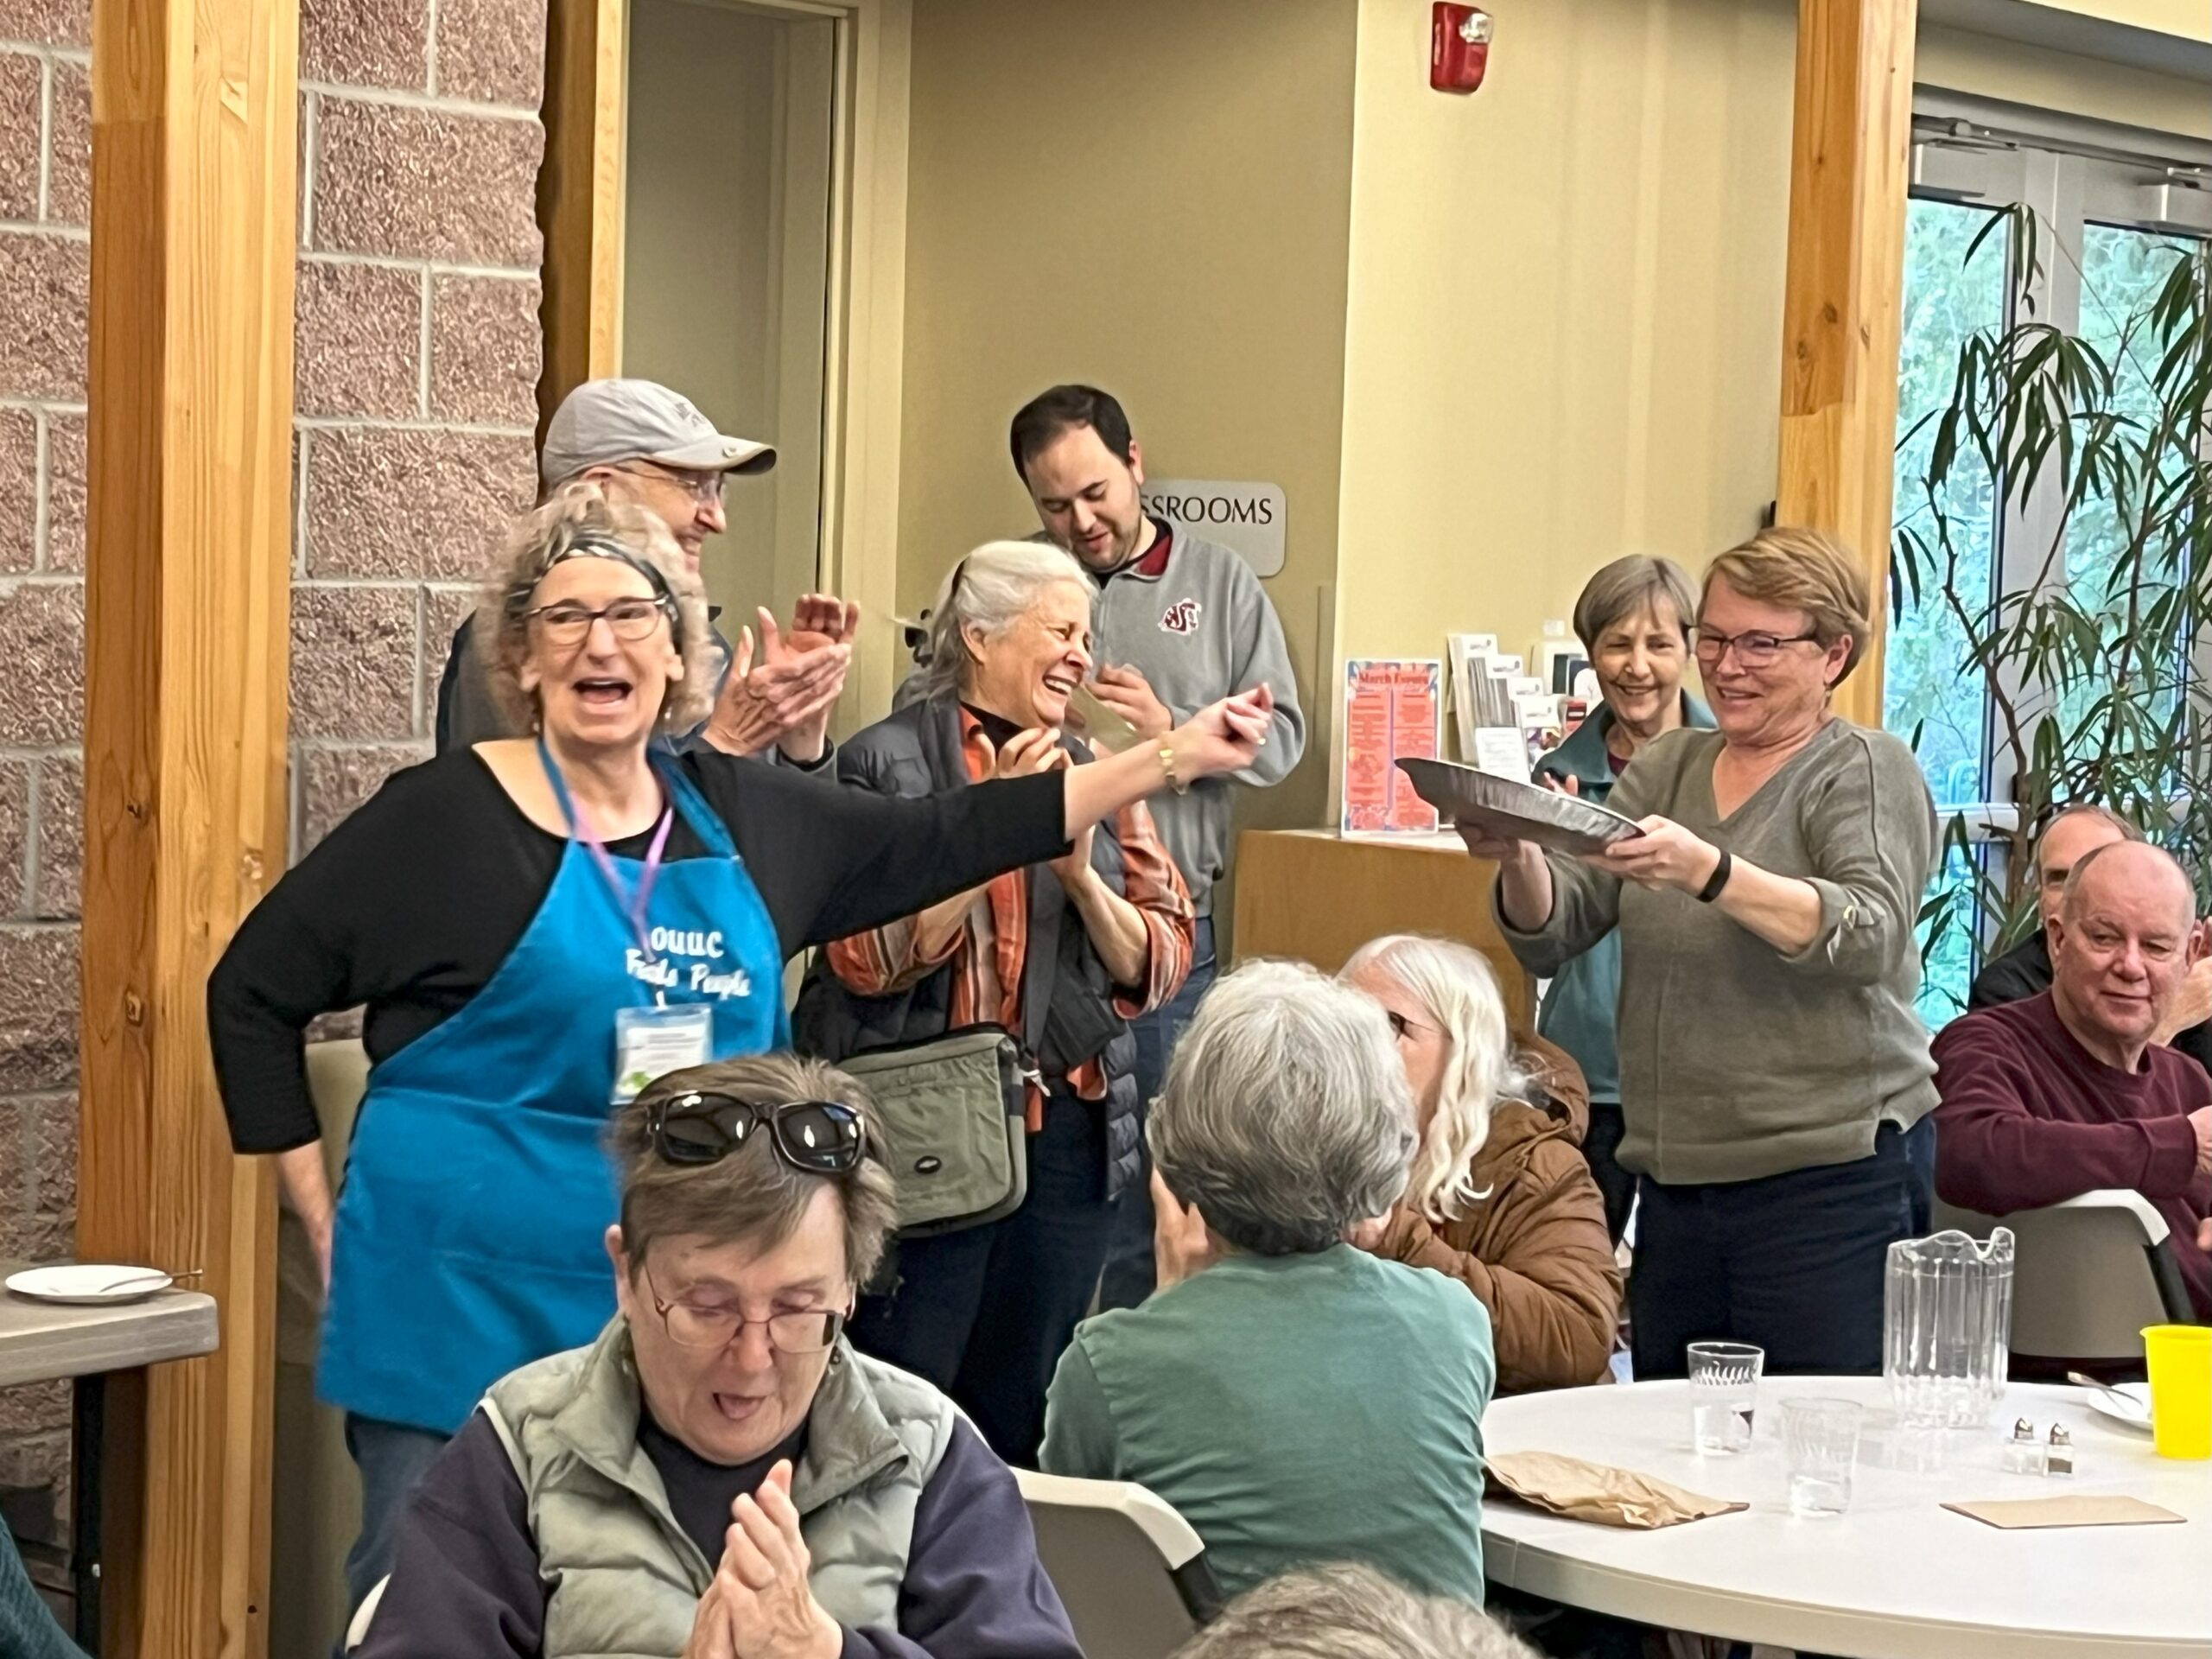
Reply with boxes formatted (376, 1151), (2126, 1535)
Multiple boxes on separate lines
(624, 0), (836, 632)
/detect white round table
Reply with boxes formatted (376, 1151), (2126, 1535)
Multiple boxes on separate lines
(1481, 1377), (2212, 1658)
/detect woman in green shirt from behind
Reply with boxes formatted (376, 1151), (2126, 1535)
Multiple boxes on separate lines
(1040, 958), (1495, 1604)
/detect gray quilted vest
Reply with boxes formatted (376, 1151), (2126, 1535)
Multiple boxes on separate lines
(480, 1319), (957, 1659)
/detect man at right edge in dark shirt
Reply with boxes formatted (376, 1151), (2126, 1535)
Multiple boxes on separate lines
(1935, 840), (2212, 1324)
(1969, 803), (2212, 1069)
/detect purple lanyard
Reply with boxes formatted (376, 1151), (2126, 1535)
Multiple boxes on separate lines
(569, 793), (676, 961)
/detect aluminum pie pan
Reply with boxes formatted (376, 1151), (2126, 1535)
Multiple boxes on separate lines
(1395, 757), (1644, 856)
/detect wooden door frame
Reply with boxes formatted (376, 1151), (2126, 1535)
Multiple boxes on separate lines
(80, 0), (296, 1649)
(1774, 0), (1919, 728)
(537, 0), (913, 722)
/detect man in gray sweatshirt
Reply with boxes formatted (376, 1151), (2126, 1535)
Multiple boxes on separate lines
(1011, 384), (1306, 1306)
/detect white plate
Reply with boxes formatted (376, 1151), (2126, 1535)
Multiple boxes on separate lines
(2082, 1381), (2153, 1433)
(4, 1264), (175, 1306)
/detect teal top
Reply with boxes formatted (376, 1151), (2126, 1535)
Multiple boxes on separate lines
(1039, 1244), (1495, 1602)
(1530, 692), (1714, 1103)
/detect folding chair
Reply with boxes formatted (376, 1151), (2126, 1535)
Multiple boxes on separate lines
(1934, 1188), (2196, 1365)
(1014, 1470), (1223, 1659)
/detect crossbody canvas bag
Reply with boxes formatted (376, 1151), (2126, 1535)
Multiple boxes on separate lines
(836, 1024), (1038, 1236)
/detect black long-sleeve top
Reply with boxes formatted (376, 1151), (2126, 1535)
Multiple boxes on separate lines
(207, 748), (1069, 1154)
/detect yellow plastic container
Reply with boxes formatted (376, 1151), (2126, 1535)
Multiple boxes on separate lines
(2141, 1325), (2211, 1460)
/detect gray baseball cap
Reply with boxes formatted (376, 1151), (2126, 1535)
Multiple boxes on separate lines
(540, 378), (777, 488)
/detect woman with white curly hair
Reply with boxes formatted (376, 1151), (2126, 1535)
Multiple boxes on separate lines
(207, 487), (1275, 1625)
(1342, 934), (1621, 1393)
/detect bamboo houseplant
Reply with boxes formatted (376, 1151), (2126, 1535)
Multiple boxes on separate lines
(1891, 203), (2212, 1010)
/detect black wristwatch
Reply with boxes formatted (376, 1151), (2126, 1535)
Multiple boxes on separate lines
(1695, 848), (1733, 904)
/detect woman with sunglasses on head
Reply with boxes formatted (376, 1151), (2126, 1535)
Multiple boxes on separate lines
(798, 541), (1198, 1465)
(206, 489), (1274, 1627)
(351, 1052), (1084, 1659)
(1463, 529), (1939, 1381)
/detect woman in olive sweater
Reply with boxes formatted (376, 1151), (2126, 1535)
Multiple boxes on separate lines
(1463, 529), (1938, 1379)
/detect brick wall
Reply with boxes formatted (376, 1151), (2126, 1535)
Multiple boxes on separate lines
(0, 0), (548, 1545)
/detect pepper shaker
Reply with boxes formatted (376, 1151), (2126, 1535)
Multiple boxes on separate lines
(2003, 1417), (2045, 1476)
(2046, 1425), (2074, 1477)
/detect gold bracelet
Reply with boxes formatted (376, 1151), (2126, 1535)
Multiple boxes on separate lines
(1158, 743), (1189, 796)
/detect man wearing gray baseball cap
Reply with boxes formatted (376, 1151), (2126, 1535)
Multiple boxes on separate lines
(435, 378), (855, 762)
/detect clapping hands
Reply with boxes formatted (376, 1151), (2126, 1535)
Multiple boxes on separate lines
(680, 1461), (840, 1659)
(708, 596), (859, 761)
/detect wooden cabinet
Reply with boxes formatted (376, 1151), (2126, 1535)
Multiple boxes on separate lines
(1230, 830), (1533, 1030)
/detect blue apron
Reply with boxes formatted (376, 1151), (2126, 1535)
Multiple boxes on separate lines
(318, 745), (789, 1434)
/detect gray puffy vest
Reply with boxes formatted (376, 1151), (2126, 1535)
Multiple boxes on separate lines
(480, 1319), (957, 1659)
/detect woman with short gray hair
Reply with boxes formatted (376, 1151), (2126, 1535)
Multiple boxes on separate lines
(353, 1053), (1085, 1659)
(1147, 957), (1415, 1254)
(1041, 958), (1496, 1604)
(1532, 554), (1712, 1239)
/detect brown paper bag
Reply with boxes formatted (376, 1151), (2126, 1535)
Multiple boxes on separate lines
(1487, 1451), (1747, 1529)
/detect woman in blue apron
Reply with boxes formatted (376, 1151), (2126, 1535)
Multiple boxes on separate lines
(207, 484), (1280, 1624)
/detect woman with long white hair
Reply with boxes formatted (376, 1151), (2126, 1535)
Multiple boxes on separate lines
(1343, 934), (1621, 1392)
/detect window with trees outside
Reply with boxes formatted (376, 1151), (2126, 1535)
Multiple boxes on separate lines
(1886, 96), (2212, 1023)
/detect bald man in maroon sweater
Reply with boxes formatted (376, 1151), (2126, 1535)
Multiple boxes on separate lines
(1933, 841), (2212, 1320)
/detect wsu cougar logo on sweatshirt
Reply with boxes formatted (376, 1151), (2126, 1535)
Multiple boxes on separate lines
(1160, 599), (1202, 635)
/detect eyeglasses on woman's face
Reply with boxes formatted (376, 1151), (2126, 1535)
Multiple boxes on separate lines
(526, 595), (674, 648)
(1691, 626), (1821, 670)
(640, 1262), (847, 1353)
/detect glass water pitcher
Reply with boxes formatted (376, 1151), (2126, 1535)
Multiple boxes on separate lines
(1885, 1228), (2015, 1427)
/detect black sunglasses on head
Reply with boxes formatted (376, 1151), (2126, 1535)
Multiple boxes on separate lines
(646, 1092), (865, 1175)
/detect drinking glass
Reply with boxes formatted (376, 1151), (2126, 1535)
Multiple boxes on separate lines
(1783, 1397), (1864, 1516)
(1687, 1341), (1764, 1454)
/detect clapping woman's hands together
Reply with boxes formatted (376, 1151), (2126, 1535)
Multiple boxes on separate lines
(682, 1462), (840, 1659)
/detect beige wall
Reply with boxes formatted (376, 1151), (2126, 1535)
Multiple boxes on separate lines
(2013, 0), (2212, 40)
(889, 0), (2202, 838)
(626, 0), (836, 627)
(1916, 22), (2212, 137)
(1333, 0), (1796, 707)
(896, 0), (1359, 833)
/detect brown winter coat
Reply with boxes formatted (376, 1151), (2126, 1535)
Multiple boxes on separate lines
(1372, 1039), (1623, 1394)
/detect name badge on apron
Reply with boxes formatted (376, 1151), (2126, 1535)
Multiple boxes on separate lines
(613, 1003), (714, 1104)
(570, 783), (709, 1104)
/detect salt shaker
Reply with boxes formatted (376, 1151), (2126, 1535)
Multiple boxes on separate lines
(2003, 1417), (2045, 1476)
(2046, 1425), (2074, 1477)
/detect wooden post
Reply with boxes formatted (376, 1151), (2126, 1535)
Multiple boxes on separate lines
(79, 0), (297, 1643)
(1775, 0), (1918, 728)
(538, 0), (630, 439)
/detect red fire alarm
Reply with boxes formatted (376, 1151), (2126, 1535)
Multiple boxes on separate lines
(1431, 3), (1493, 93)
